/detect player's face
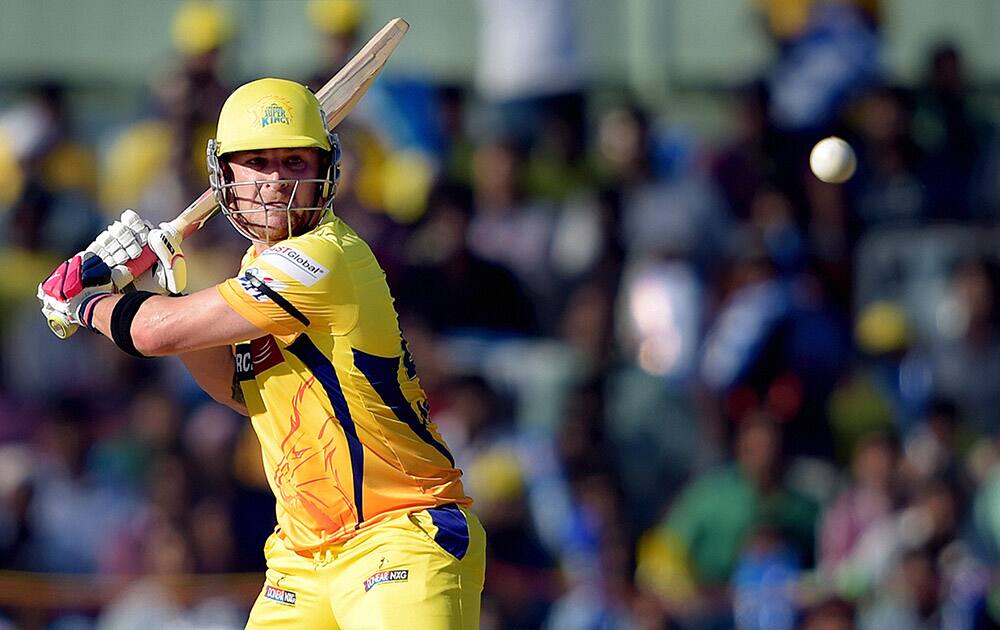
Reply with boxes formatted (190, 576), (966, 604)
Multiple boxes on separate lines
(225, 147), (325, 242)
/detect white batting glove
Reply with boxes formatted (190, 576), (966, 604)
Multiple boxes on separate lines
(88, 210), (187, 295)
(89, 209), (150, 289)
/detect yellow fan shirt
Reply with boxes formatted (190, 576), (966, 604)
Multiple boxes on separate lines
(216, 217), (469, 553)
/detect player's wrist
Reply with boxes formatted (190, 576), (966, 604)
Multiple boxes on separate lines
(76, 291), (114, 331)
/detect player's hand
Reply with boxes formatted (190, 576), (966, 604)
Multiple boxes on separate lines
(88, 209), (187, 295)
(38, 251), (115, 338)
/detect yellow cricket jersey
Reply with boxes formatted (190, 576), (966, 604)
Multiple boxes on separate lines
(216, 217), (470, 553)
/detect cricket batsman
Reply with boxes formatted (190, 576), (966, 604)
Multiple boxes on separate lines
(37, 78), (486, 629)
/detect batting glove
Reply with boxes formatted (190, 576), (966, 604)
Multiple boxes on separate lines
(38, 251), (115, 334)
(88, 209), (187, 295)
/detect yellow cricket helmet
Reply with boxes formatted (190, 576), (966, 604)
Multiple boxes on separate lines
(212, 78), (332, 156)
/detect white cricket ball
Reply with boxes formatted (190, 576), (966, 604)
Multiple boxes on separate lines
(809, 136), (856, 184)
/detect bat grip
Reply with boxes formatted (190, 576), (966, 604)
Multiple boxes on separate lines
(125, 246), (159, 278)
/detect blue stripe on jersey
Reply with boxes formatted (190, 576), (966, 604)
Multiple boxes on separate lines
(286, 335), (365, 527)
(352, 348), (455, 467)
(427, 504), (470, 560)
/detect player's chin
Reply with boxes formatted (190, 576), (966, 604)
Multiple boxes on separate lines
(235, 211), (318, 242)
(248, 223), (292, 243)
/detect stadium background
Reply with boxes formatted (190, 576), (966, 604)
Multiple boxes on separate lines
(3, 0), (1000, 628)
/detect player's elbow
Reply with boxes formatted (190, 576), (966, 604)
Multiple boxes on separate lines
(130, 314), (187, 357)
(131, 323), (172, 357)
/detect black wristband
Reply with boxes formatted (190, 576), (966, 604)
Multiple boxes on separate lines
(110, 291), (157, 358)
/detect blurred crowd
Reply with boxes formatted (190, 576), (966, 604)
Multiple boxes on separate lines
(3, 0), (1000, 628)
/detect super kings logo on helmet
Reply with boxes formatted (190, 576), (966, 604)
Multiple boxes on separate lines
(247, 96), (294, 128)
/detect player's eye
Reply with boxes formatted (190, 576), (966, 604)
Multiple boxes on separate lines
(245, 157), (268, 168)
(285, 156), (306, 169)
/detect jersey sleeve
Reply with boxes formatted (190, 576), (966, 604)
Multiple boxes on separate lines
(216, 239), (359, 338)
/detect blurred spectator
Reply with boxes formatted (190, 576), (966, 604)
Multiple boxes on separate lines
(900, 397), (966, 498)
(830, 300), (931, 446)
(305, 0), (366, 93)
(914, 44), (984, 222)
(636, 415), (817, 624)
(767, 0), (881, 132)
(472, 448), (560, 629)
(468, 137), (560, 320)
(559, 282), (617, 376)
(475, 0), (585, 147)
(397, 181), (536, 334)
(746, 186), (807, 274)
(543, 474), (639, 630)
(819, 432), (899, 590)
(702, 249), (848, 458)
(552, 187), (626, 293)
(597, 104), (732, 275)
(434, 374), (510, 474)
(930, 259), (1000, 435)
(712, 82), (780, 221)
(437, 85), (477, 186)
(524, 102), (592, 202)
(852, 85), (927, 231)
(88, 387), (182, 496)
(732, 521), (801, 630)
(0, 444), (33, 571)
(23, 400), (139, 574)
(840, 478), (960, 608)
(97, 120), (179, 226)
(98, 519), (245, 630)
(859, 546), (942, 629)
(154, 0), (233, 198)
(1, 83), (102, 255)
(971, 432), (1000, 562)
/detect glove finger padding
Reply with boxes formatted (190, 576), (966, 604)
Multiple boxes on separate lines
(88, 209), (150, 267)
(110, 221), (144, 260)
(121, 209), (153, 236)
(96, 230), (128, 266)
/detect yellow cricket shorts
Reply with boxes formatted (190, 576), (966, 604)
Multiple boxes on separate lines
(245, 505), (486, 629)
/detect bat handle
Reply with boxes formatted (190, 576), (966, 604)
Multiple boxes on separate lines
(125, 246), (160, 278)
(47, 312), (77, 339)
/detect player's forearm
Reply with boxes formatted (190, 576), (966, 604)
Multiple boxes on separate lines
(88, 288), (266, 356)
(179, 346), (249, 416)
(89, 293), (190, 355)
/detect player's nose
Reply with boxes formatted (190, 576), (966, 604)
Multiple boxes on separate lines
(259, 169), (290, 188)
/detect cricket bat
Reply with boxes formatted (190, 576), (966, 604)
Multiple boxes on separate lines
(48, 17), (409, 339)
